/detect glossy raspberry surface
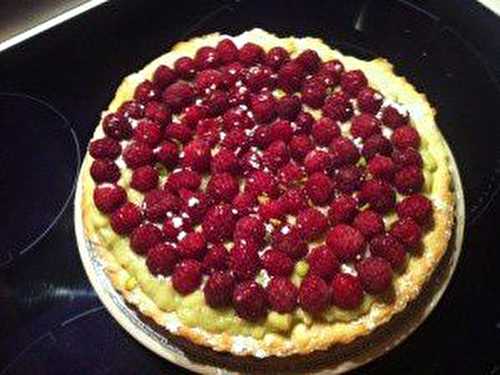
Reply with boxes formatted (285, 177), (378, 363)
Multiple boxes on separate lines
(89, 38), (434, 321)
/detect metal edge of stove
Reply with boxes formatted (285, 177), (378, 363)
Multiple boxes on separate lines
(0, 0), (108, 54)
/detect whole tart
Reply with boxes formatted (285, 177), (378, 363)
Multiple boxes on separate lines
(80, 29), (455, 358)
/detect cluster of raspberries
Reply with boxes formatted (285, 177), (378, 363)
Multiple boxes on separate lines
(89, 38), (433, 322)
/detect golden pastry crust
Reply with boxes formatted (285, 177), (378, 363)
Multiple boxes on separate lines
(79, 28), (455, 357)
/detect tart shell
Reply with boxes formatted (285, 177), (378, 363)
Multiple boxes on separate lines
(79, 29), (456, 357)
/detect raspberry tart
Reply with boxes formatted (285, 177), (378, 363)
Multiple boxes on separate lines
(79, 29), (456, 357)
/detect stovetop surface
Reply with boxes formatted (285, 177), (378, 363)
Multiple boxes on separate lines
(1, 1), (499, 373)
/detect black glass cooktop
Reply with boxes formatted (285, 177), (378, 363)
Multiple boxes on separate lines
(1, 1), (499, 374)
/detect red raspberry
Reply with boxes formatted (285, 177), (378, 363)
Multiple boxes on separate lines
(118, 100), (144, 120)
(251, 126), (273, 149)
(110, 202), (143, 235)
(165, 169), (201, 192)
(259, 199), (287, 221)
(102, 113), (132, 140)
(152, 65), (177, 89)
(89, 137), (121, 160)
(174, 56), (196, 80)
(266, 277), (298, 313)
(390, 217), (422, 249)
(221, 62), (247, 90)
(340, 69), (368, 96)
(178, 232), (207, 260)
(307, 245), (340, 281)
(318, 59), (344, 86)
(396, 194), (433, 224)
(155, 141), (178, 169)
(301, 78), (327, 108)
(305, 172), (334, 205)
(350, 113), (381, 140)
(143, 189), (180, 222)
(357, 87), (383, 114)
(272, 227), (308, 259)
(210, 148), (238, 175)
(179, 189), (211, 224)
(162, 216), (192, 241)
(356, 257), (393, 294)
(203, 90), (229, 117)
(265, 46), (290, 71)
(204, 271), (235, 308)
(233, 281), (267, 321)
(394, 166), (424, 194)
(297, 208), (329, 240)
(304, 150), (333, 175)
(329, 194), (358, 225)
(134, 80), (159, 104)
(144, 101), (171, 125)
(362, 134), (393, 160)
(202, 204), (236, 242)
(130, 223), (163, 254)
(207, 173), (239, 203)
(392, 147), (423, 171)
(90, 159), (120, 183)
(281, 188), (308, 214)
(196, 118), (223, 145)
(162, 82), (195, 112)
(295, 111), (314, 134)
(276, 95), (301, 120)
(289, 135), (314, 162)
(222, 107), (253, 131)
(312, 117), (340, 146)
(194, 46), (220, 70)
(278, 61), (305, 93)
(234, 216), (265, 245)
(245, 66), (276, 92)
(296, 49), (321, 73)
(278, 162), (305, 186)
(359, 179), (396, 213)
(230, 242), (261, 280)
(216, 38), (238, 64)
(353, 210), (385, 239)
(392, 126), (420, 149)
(335, 165), (363, 193)
(164, 121), (193, 144)
(245, 170), (279, 198)
(331, 273), (363, 310)
(326, 224), (366, 261)
(323, 92), (353, 121)
(239, 150), (262, 176)
(194, 69), (223, 92)
(298, 275), (330, 315)
(182, 104), (209, 128)
(370, 233), (406, 269)
(93, 184), (126, 214)
(382, 105), (408, 129)
(367, 154), (395, 181)
(232, 192), (257, 217)
(262, 250), (294, 277)
(123, 142), (154, 169)
(130, 165), (158, 192)
(172, 259), (203, 295)
(330, 137), (360, 166)
(181, 139), (211, 172)
(250, 92), (277, 123)
(146, 243), (178, 276)
(262, 140), (290, 171)
(269, 119), (294, 143)
(238, 42), (264, 65)
(202, 244), (229, 274)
